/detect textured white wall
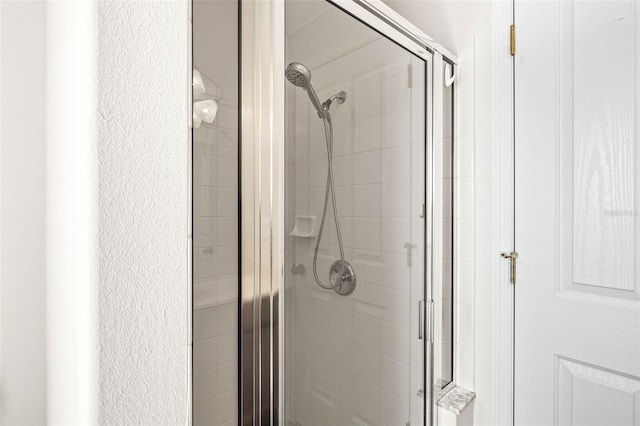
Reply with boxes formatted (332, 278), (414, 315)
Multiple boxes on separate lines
(95, 1), (190, 423)
(45, 0), (190, 423)
(0, 2), (46, 423)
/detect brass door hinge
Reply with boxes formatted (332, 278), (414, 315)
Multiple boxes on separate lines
(510, 25), (516, 56)
(501, 251), (518, 284)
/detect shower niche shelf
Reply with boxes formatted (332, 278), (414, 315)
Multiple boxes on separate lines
(289, 215), (317, 238)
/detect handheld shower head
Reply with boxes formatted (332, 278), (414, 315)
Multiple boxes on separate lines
(285, 62), (312, 88)
(286, 62), (324, 117)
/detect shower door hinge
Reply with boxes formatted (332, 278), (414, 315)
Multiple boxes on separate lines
(501, 251), (518, 284)
(510, 25), (516, 56)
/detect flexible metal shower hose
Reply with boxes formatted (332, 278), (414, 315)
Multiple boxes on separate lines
(312, 112), (346, 289)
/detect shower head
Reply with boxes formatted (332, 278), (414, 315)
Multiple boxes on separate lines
(286, 62), (324, 117)
(285, 62), (312, 88)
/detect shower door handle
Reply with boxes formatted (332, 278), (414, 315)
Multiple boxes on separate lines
(419, 300), (434, 342)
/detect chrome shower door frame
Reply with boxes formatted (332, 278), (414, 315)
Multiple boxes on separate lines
(239, 1), (456, 424)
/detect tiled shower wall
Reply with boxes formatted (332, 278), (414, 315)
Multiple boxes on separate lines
(192, 1), (238, 424)
(192, 103), (238, 424)
(285, 37), (427, 426)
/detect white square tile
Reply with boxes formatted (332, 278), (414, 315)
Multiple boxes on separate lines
(219, 276), (238, 301)
(388, 182), (410, 219)
(193, 155), (211, 186)
(333, 123), (358, 157)
(216, 156), (237, 187)
(216, 187), (237, 217)
(356, 377), (381, 420)
(309, 130), (327, 161)
(389, 218), (411, 255)
(193, 337), (217, 373)
(382, 391), (407, 426)
(457, 219), (475, 262)
(193, 186), (210, 217)
(336, 186), (355, 217)
(354, 151), (381, 184)
(294, 347), (319, 382)
(309, 159), (325, 189)
(410, 105), (426, 143)
(216, 217), (237, 246)
(362, 67), (390, 86)
(360, 115), (390, 152)
(355, 346), (383, 387)
(379, 148), (390, 183)
(388, 360), (410, 400)
(207, 187), (217, 216)
(295, 321), (319, 353)
(410, 142), (425, 183)
(295, 162), (310, 189)
(193, 217), (215, 248)
(193, 397), (216, 426)
(456, 303), (474, 348)
(217, 332), (236, 364)
(354, 313), (381, 352)
(361, 80), (384, 119)
(294, 189), (309, 216)
(389, 145), (410, 183)
(294, 294), (318, 327)
(456, 132), (475, 178)
(194, 307), (217, 342)
(457, 345), (475, 390)
(456, 177), (475, 220)
(216, 104), (238, 131)
(217, 361), (236, 395)
(355, 218), (381, 252)
(217, 128), (237, 158)
(457, 261), (474, 306)
(355, 282), (388, 315)
(354, 184), (381, 218)
(387, 254), (410, 291)
(334, 154), (355, 186)
(390, 72), (411, 112)
(216, 303), (237, 335)
(338, 339), (357, 375)
(294, 135), (309, 163)
(216, 389), (237, 424)
(387, 289), (411, 328)
(318, 358), (340, 394)
(390, 109), (411, 147)
(381, 322), (410, 365)
(193, 367), (217, 404)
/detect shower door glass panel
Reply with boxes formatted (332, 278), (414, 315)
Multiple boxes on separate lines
(192, 1), (239, 424)
(284, 2), (427, 424)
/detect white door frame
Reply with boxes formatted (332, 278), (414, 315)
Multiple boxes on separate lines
(491, 0), (516, 425)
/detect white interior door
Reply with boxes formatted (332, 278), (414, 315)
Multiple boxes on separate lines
(515, 1), (640, 424)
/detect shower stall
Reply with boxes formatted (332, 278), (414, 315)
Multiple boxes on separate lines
(191, 0), (456, 424)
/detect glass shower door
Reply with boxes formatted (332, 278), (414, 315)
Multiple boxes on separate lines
(284, 1), (429, 424)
